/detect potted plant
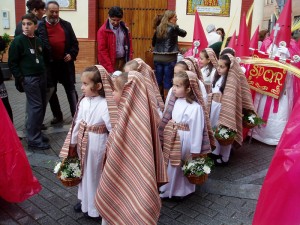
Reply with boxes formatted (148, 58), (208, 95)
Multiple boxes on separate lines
(0, 33), (12, 80)
(214, 125), (237, 146)
(242, 109), (266, 129)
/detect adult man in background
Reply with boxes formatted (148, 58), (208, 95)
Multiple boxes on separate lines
(206, 24), (222, 47)
(97, 6), (133, 73)
(38, 0), (79, 123)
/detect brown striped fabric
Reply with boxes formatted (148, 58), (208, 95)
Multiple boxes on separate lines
(163, 120), (189, 166)
(207, 93), (222, 115)
(217, 54), (246, 147)
(133, 58), (165, 113)
(77, 122), (108, 176)
(183, 56), (204, 83)
(186, 71), (216, 152)
(205, 48), (218, 68)
(60, 65), (117, 159)
(95, 71), (168, 225)
(95, 65), (119, 128)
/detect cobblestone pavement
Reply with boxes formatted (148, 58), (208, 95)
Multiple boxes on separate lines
(0, 76), (276, 225)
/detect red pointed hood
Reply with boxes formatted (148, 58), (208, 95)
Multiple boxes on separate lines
(227, 30), (237, 48)
(249, 26), (259, 49)
(270, 0), (292, 47)
(193, 11), (208, 57)
(235, 13), (250, 57)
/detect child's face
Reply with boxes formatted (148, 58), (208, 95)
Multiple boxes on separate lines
(174, 64), (185, 74)
(80, 73), (101, 97)
(172, 77), (188, 98)
(199, 52), (210, 68)
(217, 59), (229, 76)
(22, 19), (37, 36)
(112, 85), (122, 105)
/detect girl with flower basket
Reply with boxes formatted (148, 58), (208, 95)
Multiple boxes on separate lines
(208, 52), (256, 166)
(58, 66), (115, 219)
(159, 71), (215, 199)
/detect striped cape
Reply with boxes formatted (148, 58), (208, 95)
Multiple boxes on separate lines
(95, 71), (168, 225)
(182, 56), (204, 83)
(159, 71), (215, 154)
(205, 47), (218, 68)
(60, 65), (117, 158)
(133, 58), (165, 113)
(217, 54), (255, 147)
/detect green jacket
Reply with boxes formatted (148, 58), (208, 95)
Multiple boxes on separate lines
(8, 34), (45, 78)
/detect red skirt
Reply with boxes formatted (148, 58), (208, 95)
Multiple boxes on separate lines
(0, 99), (41, 202)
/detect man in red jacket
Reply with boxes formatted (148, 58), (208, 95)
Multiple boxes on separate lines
(97, 6), (133, 73)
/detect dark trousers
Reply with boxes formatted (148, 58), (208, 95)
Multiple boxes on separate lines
(49, 60), (78, 117)
(23, 74), (47, 144)
(154, 60), (177, 89)
(1, 97), (13, 123)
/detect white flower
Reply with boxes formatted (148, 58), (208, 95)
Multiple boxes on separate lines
(223, 134), (229, 139)
(53, 162), (61, 174)
(248, 114), (255, 124)
(187, 162), (195, 169)
(203, 165), (211, 174)
(73, 168), (81, 178)
(219, 128), (228, 135)
(182, 165), (187, 171)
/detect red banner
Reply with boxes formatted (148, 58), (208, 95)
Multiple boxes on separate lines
(245, 50), (287, 99)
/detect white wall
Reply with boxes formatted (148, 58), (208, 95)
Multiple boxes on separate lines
(176, 0), (242, 42)
(0, 1), (16, 36)
(0, 0), (88, 38)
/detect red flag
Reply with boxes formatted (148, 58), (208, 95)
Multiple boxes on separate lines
(249, 26), (259, 49)
(235, 13), (250, 57)
(269, 0), (292, 47)
(193, 11), (208, 57)
(227, 30), (236, 48)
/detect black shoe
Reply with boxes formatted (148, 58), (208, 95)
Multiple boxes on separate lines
(207, 153), (221, 160)
(28, 142), (51, 150)
(83, 212), (101, 221)
(42, 134), (49, 143)
(214, 158), (229, 167)
(41, 124), (47, 130)
(73, 202), (82, 213)
(50, 117), (63, 125)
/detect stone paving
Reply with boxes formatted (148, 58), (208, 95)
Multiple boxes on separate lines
(0, 76), (276, 225)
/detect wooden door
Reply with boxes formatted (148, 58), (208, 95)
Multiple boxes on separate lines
(98, 0), (167, 61)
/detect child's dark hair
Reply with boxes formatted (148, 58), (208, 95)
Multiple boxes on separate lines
(26, 0), (45, 13)
(212, 54), (231, 94)
(174, 71), (195, 104)
(220, 48), (235, 56)
(175, 61), (188, 71)
(201, 49), (214, 77)
(114, 72), (129, 91)
(83, 66), (105, 97)
(22, 13), (38, 25)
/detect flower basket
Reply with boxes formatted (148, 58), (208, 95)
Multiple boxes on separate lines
(182, 156), (213, 185)
(54, 158), (82, 187)
(214, 125), (236, 146)
(186, 174), (208, 185)
(57, 172), (82, 187)
(242, 120), (256, 129)
(242, 110), (265, 129)
(215, 135), (235, 146)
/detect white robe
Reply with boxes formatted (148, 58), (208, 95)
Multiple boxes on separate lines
(210, 76), (232, 156)
(71, 96), (112, 217)
(201, 66), (215, 85)
(251, 45), (293, 145)
(160, 98), (205, 198)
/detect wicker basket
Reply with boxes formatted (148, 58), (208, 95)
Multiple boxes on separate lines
(186, 174), (208, 185)
(243, 120), (256, 129)
(58, 172), (82, 187)
(215, 135), (235, 146)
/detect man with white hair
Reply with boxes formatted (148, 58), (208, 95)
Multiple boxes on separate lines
(206, 24), (222, 47)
